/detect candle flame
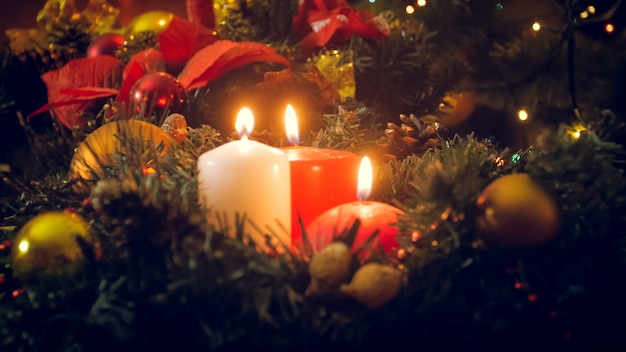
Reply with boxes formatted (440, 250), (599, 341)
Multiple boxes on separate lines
(357, 156), (373, 201)
(235, 107), (254, 138)
(285, 104), (299, 145)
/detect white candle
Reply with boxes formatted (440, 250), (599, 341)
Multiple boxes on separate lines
(197, 108), (291, 248)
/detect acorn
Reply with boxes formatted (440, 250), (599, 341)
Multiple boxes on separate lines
(340, 263), (403, 309)
(305, 242), (352, 296)
(161, 113), (188, 143)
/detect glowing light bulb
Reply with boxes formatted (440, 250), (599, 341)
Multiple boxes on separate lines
(417, 0), (427, 7)
(18, 240), (29, 253)
(580, 11), (589, 19)
(605, 23), (615, 34)
(532, 22), (541, 32)
(369, 0), (375, 3)
(568, 123), (586, 139)
(518, 109), (528, 121)
(587, 5), (596, 14)
(406, 5), (415, 14)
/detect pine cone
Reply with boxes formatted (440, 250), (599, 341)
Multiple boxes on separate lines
(13, 46), (79, 72)
(90, 177), (209, 252)
(218, 11), (260, 42)
(90, 179), (138, 216)
(45, 15), (93, 57)
(6, 29), (82, 72)
(378, 113), (441, 160)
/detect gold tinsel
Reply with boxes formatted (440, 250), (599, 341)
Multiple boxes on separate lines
(6, 0), (119, 56)
(214, 0), (241, 25)
(309, 49), (356, 101)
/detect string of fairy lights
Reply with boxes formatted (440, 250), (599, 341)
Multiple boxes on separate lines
(377, 0), (621, 140)
(397, 0), (621, 28)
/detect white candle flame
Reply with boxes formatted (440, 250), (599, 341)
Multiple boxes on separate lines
(235, 107), (254, 138)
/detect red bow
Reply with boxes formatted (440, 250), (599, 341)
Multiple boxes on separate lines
(292, 0), (389, 52)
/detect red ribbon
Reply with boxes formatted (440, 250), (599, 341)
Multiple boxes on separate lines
(292, 0), (389, 51)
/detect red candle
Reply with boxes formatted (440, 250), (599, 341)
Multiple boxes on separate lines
(303, 156), (404, 257)
(282, 105), (358, 244)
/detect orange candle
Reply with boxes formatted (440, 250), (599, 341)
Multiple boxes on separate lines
(282, 105), (358, 244)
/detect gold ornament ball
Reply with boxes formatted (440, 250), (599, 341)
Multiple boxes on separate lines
(11, 211), (97, 281)
(69, 120), (173, 182)
(476, 173), (560, 249)
(438, 92), (477, 127)
(125, 11), (174, 35)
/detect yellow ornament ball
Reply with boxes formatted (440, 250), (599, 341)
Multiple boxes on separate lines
(69, 120), (173, 182)
(476, 173), (560, 249)
(438, 91), (477, 127)
(11, 211), (98, 281)
(125, 11), (174, 35)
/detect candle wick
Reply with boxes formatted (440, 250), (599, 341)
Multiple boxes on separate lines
(287, 135), (299, 146)
(240, 128), (250, 140)
(357, 189), (370, 202)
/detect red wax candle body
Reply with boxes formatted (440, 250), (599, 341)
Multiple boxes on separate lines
(282, 147), (358, 244)
(303, 201), (404, 256)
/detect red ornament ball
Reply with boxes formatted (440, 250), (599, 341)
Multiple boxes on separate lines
(87, 33), (125, 58)
(303, 201), (404, 258)
(129, 72), (186, 120)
